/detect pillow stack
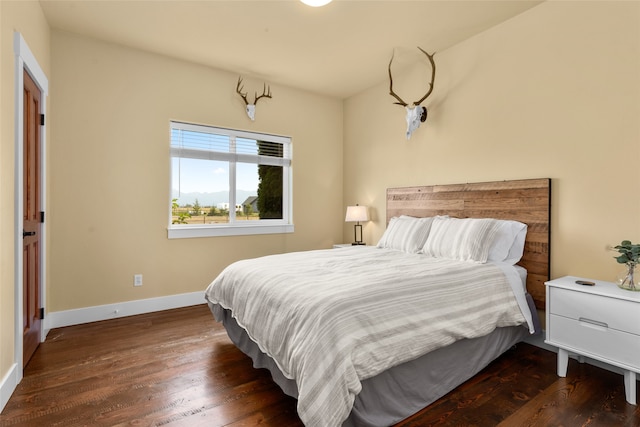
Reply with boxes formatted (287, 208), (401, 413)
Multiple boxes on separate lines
(377, 215), (527, 265)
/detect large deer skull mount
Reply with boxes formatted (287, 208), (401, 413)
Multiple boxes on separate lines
(388, 48), (436, 140)
(236, 76), (272, 121)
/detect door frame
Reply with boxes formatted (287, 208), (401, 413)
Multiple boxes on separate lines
(13, 32), (48, 378)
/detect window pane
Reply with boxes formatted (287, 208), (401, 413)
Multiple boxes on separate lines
(171, 157), (230, 224)
(257, 164), (283, 219)
(237, 162), (259, 221)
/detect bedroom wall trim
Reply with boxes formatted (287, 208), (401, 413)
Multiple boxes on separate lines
(0, 364), (19, 414)
(44, 291), (206, 331)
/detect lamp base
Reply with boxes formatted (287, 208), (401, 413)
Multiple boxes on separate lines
(352, 223), (365, 247)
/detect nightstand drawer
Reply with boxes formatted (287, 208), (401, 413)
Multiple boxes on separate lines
(549, 314), (640, 370)
(549, 287), (640, 335)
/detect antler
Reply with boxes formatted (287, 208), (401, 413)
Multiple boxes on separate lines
(236, 77), (249, 105)
(388, 47), (436, 107)
(388, 51), (408, 107)
(254, 83), (272, 105)
(413, 47), (436, 106)
(238, 77), (272, 105)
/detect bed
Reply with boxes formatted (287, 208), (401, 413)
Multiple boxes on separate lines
(205, 178), (551, 427)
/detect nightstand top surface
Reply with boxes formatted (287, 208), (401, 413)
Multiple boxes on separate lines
(546, 275), (640, 302)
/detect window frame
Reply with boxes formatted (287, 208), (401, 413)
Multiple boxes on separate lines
(168, 121), (294, 239)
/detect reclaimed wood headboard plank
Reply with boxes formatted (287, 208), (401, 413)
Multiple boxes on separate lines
(387, 178), (551, 309)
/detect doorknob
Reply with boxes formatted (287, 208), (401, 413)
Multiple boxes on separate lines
(23, 230), (36, 238)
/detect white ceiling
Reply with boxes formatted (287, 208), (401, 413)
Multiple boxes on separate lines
(39, 0), (543, 99)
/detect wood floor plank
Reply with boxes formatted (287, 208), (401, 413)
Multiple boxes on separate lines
(497, 361), (639, 427)
(1, 304), (639, 427)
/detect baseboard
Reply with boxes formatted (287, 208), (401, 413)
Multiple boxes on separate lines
(523, 330), (556, 352)
(3, 292), (205, 413)
(44, 291), (206, 331)
(0, 363), (19, 413)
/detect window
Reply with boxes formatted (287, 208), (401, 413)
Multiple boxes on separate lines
(169, 121), (293, 238)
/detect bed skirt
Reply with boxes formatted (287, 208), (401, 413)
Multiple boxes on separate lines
(209, 301), (537, 427)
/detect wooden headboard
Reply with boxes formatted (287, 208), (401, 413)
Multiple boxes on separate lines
(387, 178), (551, 309)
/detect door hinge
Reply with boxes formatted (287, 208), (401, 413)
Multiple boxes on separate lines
(40, 114), (45, 126)
(40, 211), (45, 223)
(39, 307), (45, 320)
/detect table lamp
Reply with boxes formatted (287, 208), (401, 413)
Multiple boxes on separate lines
(345, 204), (369, 245)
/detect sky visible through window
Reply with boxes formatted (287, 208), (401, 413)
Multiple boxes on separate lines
(171, 127), (261, 205)
(171, 157), (259, 195)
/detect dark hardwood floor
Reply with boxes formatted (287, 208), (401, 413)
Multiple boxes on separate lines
(1, 304), (639, 426)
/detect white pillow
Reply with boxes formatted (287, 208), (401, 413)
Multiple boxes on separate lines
(376, 215), (438, 253)
(487, 220), (528, 264)
(421, 217), (502, 263)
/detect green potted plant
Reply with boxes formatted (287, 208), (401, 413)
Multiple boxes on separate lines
(613, 240), (640, 291)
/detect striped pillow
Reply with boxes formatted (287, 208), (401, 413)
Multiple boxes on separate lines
(376, 215), (437, 253)
(421, 217), (501, 263)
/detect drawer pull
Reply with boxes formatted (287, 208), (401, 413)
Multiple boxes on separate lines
(578, 317), (608, 330)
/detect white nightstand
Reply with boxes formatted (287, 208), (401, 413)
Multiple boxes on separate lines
(545, 276), (640, 405)
(333, 244), (369, 248)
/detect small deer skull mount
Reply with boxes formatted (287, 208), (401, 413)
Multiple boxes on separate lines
(388, 47), (436, 140)
(236, 76), (272, 121)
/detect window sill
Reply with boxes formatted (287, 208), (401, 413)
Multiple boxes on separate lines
(167, 223), (294, 239)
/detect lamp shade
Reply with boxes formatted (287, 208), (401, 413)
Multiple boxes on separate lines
(345, 205), (369, 222)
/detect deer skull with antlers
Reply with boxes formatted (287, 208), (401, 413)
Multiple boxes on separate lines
(388, 48), (436, 140)
(236, 76), (272, 121)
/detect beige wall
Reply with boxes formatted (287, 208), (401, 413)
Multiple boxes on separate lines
(1, 0), (50, 402)
(344, 1), (640, 283)
(3, 0), (639, 408)
(48, 31), (343, 312)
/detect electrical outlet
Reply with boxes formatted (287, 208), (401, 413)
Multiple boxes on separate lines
(134, 274), (143, 286)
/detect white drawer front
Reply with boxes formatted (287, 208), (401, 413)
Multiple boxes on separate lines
(549, 314), (640, 370)
(549, 287), (640, 336)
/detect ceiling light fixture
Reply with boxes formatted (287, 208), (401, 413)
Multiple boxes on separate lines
(300, 0), (332, 7)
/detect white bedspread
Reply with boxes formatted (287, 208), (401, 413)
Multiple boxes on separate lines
(204, 246), (530, 427)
